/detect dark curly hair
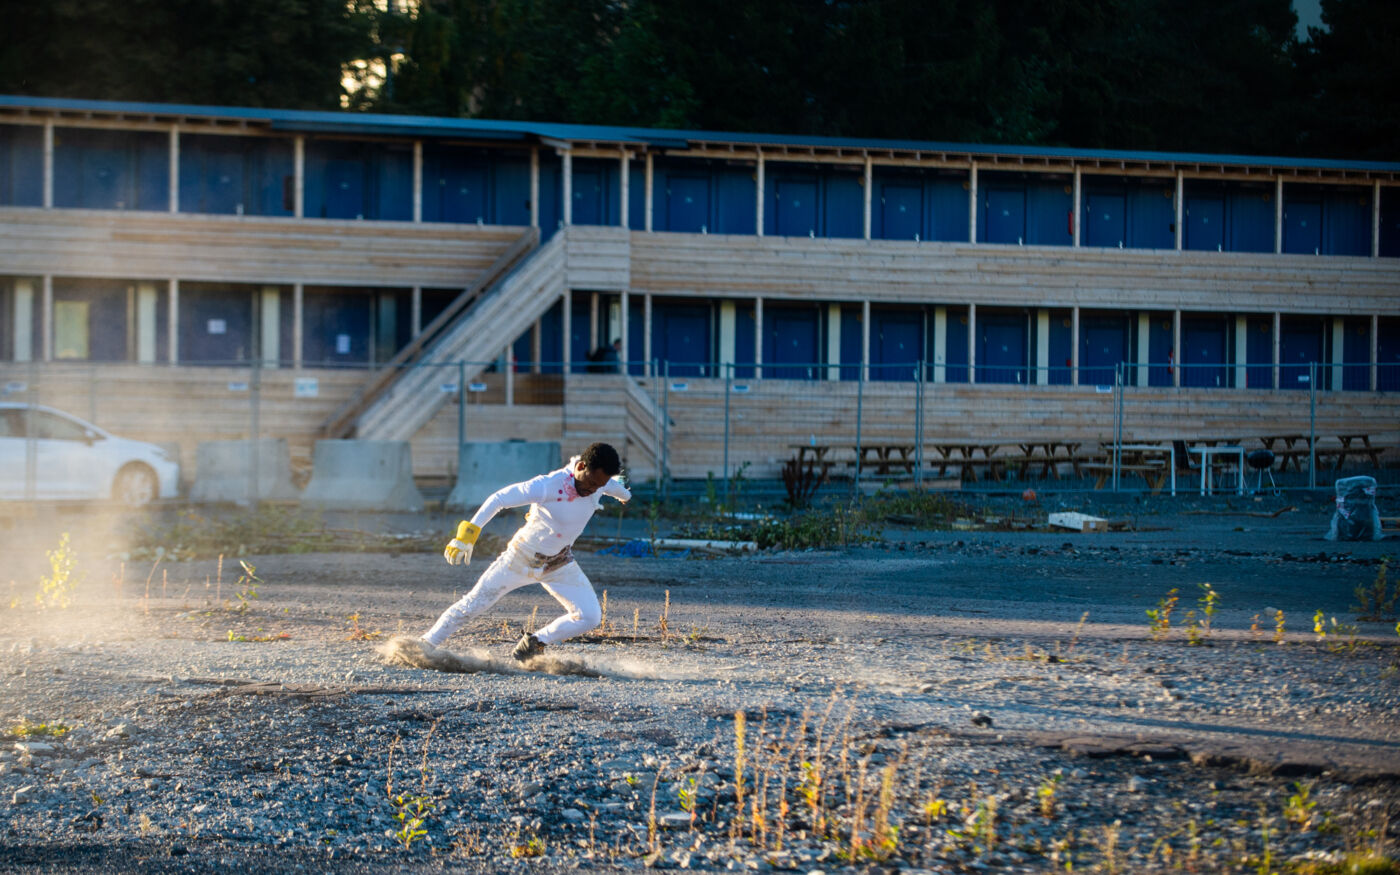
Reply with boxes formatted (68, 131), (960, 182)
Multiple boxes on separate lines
(578, 442), (621, 476)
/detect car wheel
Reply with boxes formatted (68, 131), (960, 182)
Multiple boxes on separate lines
(113, 464), (158, 507)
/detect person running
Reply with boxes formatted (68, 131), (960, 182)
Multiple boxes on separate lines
(422, 442), (630, 661)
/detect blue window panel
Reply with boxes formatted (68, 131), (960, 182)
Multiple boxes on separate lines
(1341, 317), (1371, 390)
(1027, 180), (1073, 246)
(872, 308), (921, 382)
(303, 289), (370, 367)
(1228, 188), (1274, 253)
(657, 304), (711, 377)
(180, 285), (253, 365)
(494, 158), (532, 227)
(1279, 317), (1324, 389)
(1146, 315), (1174, 387)
(179, 136), (245, 214)
(1180, 318), (1228, 388)
(1381, 188), (1400, 257)
(666, 175), (710, 232)
(537, 159), (562, 240)
(840, 305), (862, 381)
(1244, 317), (1273, 389)
(628, 164), (646, 231)
(1184, 195), (1224, 251)
(1048, 311), (1073, 385)
(734, 304), (756, 378)
(626, 298), (646, 375)
(773, 178), (818, 237)
(979, 313), (1028, 384)
(135, 134), (169, 211)
(374, 147), (413, 222)
(1378, 317), (1400, 390)
(1080, 315), (1129, 385)
(1128, 184), (1176, 250)
(0, 124), (43, 206)
(944, 308), (970, 383)
(981, 187), (1025, 244)
(1084, 186), (1127, 248)
(1325, 190), (1370, 256)
(570, 295), (593, 373)
(879, 183), (922, 240)
(763, 306), (820, 380)
(571, 167), (606, 226)
(1284, 198), (1323, 255)
(823, 175), (863, 239)
(716, 167), (757, 234)
(928, 177), (968, 242)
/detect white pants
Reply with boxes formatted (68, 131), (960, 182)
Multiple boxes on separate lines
(422, 546), (601, 647)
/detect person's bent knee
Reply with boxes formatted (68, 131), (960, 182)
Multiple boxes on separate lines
(577, 602), (602, 632)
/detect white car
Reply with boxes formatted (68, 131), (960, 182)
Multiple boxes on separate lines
(0, 403), (180, 506)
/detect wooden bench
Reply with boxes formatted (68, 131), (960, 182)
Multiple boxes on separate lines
(1082, 461), (1169, 493)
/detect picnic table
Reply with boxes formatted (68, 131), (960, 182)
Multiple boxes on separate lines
(1083, 443), (1176, 495)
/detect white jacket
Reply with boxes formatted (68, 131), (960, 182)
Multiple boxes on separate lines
(469, 465), (630, 555)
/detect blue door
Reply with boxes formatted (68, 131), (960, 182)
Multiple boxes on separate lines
(661, 306), (710, 376)
(945, 310), (969, 383)
(979, 315), (1027, 384)
(666, 175), (710, 232)
(1080, 316), (1128, 385)
(983, 187), (1025, 244)
(1180, 319), (1227, 388)
(872, 310), (921, 381)
(1378, 318), (1400, 391)
(775, 180), (817, 237)
(1342, 319), (1370, 390)
(181, 288), (252, 364)
(324, 159), (364, 219)
(880, 184), (922, 240)
(1185, 196), (1224, 251)
(1084, 190), (1126, 248)
(438, 164), (487, 223)
(197, 144), (244, 214)
(765, 308), (819, 379)
(1280, 319), (1323, 389)
(83, 141), (127, 209)
(1284, 199), (1323, 255)
(1245, 318), (1273, 389)
(572, 169), (604, 225)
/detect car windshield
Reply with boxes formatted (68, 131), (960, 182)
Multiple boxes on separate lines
(31, 411), (92, 441)
(0, 409), (24, 438)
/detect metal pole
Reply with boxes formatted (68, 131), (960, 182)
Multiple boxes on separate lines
(661, 360), (670, 503)
(1309, 361), (1317, 490)
(915, 360), (924, 489)
(854, 362), (864, 490)
(723, 363), (732, 508)
(23, 361), (37, 502)
(1112, 363), (1123, 492)
(249, 357), (261, 509)
(457, 360), (466, 450)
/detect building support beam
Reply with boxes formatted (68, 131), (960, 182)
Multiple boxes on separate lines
(561, 151), (573, 226)
(1072, 167), (1082, 247)
(861, 300), (871, 382)
(1172, 310), (1182, 388)
(261, 287), (280, 368)
(293, 137), (305, 218)
(643, 293), (652, 376)
(1371, 313), (1379, 391)
(968, 163), (978, 243)
(42, 122), (53, 209)
(13, 279), (34, 362)
(1174, 171), (1184, 251)
(933, 306), (947, 384)
(1036, 310), (1050, 386)
(619, 289), (630, 371)
(292, 282), (303, 369)
(827, 303), (842, 381)
(530, 148), (540, 229)
(619, 152), (630, 229)
(755, 151), (765, 237)
(1373, 181), (1382, 258)
(644, 153), (654, 232)
(1136, 313), (1151, 387)
(41, 275), (52, 362)
(1272, 311), (1281, 390)
(1234, 316), (1249, 389)
(754, 297), (764, 380)
(412, 140), (422, 223)
(1331, 317), (1345, 391)
(967, 303), (977, 384)
(169, 279), (180, 364)
(862, 155), (873, 241)
(562, 288), (572, 373)
(168, 126), (180, 213)
(1070, 306), (1080, 386)
(411, 286), (422, 338)
(1275, 178), (1284, 254)
(137, 283), (158, 364)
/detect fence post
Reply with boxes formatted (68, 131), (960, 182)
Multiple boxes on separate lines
(249, 357), (262, 510)
(457, 360), (466, 450)
(661, 360), (670, 503)
(723, 363), (732, 508)
(915, 360), (924, 489)
(23, 361), (38, 502)
(1112, 362), (1123, 493)
(854, 362), (864, 491)
(1309, 361), (1317, 490)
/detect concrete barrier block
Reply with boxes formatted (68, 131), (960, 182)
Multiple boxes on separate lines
(446, 441), (561, 510)
(190, 439), (300, 504)
(301, 440), (425, 512)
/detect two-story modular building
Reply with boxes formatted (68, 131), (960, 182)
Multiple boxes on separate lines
(2, 95), (1397, 485)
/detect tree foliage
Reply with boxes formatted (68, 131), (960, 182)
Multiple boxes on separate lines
(2, 0), (1394, 159)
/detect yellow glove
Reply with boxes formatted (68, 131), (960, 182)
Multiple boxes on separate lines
(443, 521), (481, 566)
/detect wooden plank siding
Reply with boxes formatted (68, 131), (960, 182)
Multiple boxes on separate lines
(628, 233), (1400, 313)
(0, 207), (527, 288)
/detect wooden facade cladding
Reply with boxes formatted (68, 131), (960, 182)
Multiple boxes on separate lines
(626, 233), (1400, 314)
(0, 207), (527, 287)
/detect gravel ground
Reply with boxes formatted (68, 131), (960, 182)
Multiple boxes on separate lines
(0, 494), (1397, 873)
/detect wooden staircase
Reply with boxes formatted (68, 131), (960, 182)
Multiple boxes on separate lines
(563, 374), (669, 480)
(323, 228), (569, 442)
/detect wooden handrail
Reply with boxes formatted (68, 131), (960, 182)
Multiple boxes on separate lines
(322, 226), (540, 438)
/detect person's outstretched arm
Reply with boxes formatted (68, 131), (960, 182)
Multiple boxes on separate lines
(444, 475), (550, 565)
